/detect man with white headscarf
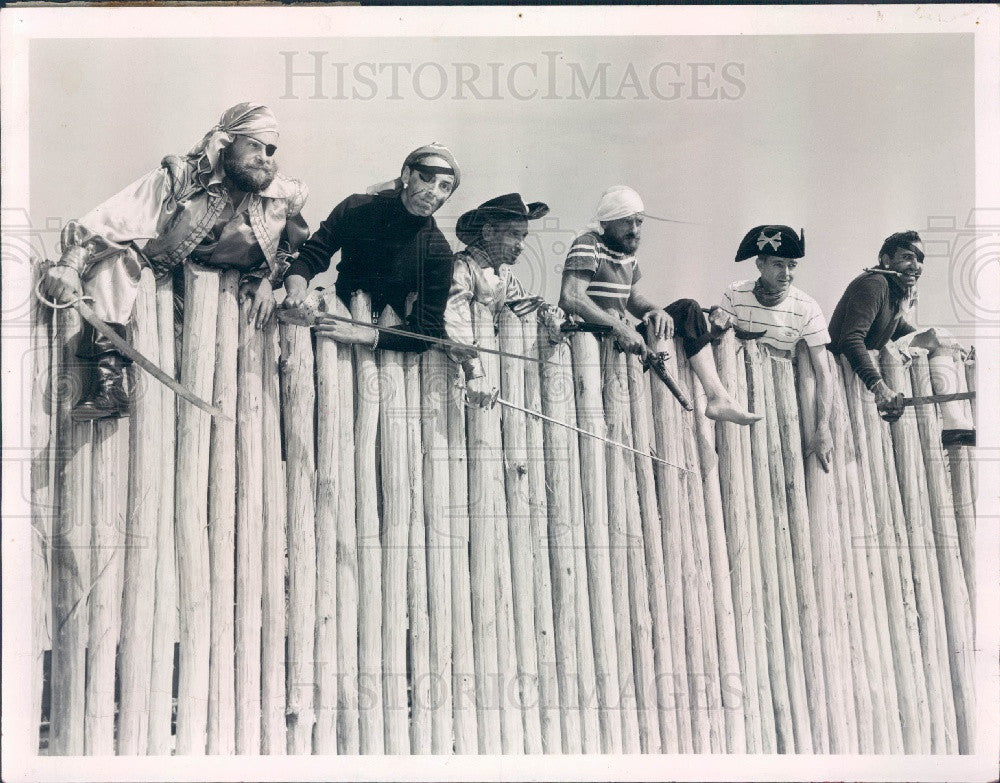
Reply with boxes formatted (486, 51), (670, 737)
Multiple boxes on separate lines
(559, 185), (759, 425)
(41, 102), (310, 420)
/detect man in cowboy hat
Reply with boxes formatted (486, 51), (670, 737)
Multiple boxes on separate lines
(829, 230), (973, 442)
(40, 102), (310, 420)
(713, 225), (834, 469)
(559, 185), (759, 425)
(443, 193), (566, 407)
(282, 143), (459, 352)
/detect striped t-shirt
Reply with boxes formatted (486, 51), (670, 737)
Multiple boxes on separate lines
(719, 279), (830, 352)
(563, 231), (641, 314)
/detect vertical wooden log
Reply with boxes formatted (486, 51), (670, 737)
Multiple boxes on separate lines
(281, 320), (317, 754)
(770, 352), (830, 753)
(881, 348), (954, 752)
(675, 349), (725, 752)
(963, 354), (977, 500)
(447, 356), (478, 753)
(332, 296), (360, 754)
(405, 350), (432, 753)
(565, 349), (602, 754)
(260, 320), (287, 754)
(538, 339), (582, 753)
(352, 293), (383, 754)
(475, 303), (523, 754)
(742, 342), (796, 752)
(148, 274), (177, 754)
(49, 308), (92, 756)
(909, 353), (975, 753)
(522, 319), (561, 754)
(599, 343), (643, 754)
(207, 271), (239, 755)
(711, 334), (763, 752)
(570, 331), (622, 754)
(118, 268), (163, 754)
(376, 306), (411, 755)
(862, 359), (931, 752)
(838, 357), (910, 753)
(421, 348), (453, 754)
(85, 416), (128, 754)
(314, 307), (340, 756)
(795, 346), (863, 754)
(498, 311), (543, 754)
(621, 354), (673, 753)
(234, 293), (263, 754)
(174, 264), (219, 754)
(690, 365), (746, 753)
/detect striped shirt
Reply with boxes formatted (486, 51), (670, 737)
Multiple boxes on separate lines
(563, 231), (641, 314)
(719, 279), (830, 352)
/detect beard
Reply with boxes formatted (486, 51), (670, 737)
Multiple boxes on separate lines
(222, 149), (276, 193)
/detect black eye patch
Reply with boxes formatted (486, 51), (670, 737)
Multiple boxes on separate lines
(264, 144), (277, 157)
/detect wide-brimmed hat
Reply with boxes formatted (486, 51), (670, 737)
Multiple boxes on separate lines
(735, 225), (805, 262)
(455, 193), (549, 245)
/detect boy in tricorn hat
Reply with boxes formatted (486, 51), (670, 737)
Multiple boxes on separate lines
(712, 225), (833, 469)
(443, 193), (566, 407)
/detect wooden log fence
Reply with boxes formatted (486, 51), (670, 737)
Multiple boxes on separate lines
(31, 264), (976, 755)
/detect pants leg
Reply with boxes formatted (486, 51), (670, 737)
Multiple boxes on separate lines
(664, 298), (713, 357)
(81, 248), (143, 324)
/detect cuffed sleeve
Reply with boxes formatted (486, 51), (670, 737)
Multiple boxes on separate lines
(444, 255), (481, 375)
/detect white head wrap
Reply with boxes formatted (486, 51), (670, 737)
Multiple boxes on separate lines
(586, 185), (645, 234)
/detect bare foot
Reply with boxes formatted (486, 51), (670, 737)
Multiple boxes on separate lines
(704, 396), (762, 426)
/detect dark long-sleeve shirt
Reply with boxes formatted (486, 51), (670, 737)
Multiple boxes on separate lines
(828, 270), (916, 390)
(287, 192), (454, 352)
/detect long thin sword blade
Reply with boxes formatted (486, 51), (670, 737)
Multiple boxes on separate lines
(492, 395), (690, 473)
(902, 391), (975, 407)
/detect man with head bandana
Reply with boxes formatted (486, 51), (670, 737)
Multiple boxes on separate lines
(559, 185), (760, 425)
(282, 143), (459, 352)
(829, 230), (973, 442)
(41, 102), (310, 420)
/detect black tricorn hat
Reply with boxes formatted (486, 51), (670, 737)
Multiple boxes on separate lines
(735, 225), (805, 262)
(456, 193), (549, 245)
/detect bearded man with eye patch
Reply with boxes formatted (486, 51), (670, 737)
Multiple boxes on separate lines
(40, 102), (310, 421)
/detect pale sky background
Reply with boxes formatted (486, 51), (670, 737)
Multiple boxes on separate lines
(30, 33), (974, 333)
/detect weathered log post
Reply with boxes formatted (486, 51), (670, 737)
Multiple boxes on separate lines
(446, 352), (478, 753)
(963, 353), (977, 500)
(49, 304), (92, 756)
(281, 315), (318, 754)
(351, 292), (384, 754)
(330, 293), (360, 755)
(421, 347), (453, 754)
(712, 333), (763, 752)
(881, 347), (955, 752)
(675, 349), (725, 752)
(538, 338), (582, 753)
(260, 319), (287, 754)
(208, 271), (239, 755)
(795, 345), (863, 754)
(770, 351), (830, 753)
(118, 267), (164, 754)
(377, 306), (411, 754)
(148, 274), (178, 754)
(742, 341), (797, 752)
(314, 298), (340, 755)
(498, 310), (543, 754)
(85, 416), (128, 754)
(473, 302), (522, 754)
(405, 348), (432, 753)
(690, 362), (746, 753)
(627, 352), (682, 753)
(909, 352), (975, 753)
(522, 318), (560, 754)
(570, 330), (623, 753)
(838, 356), (912, 753)
(598, 341), (643, 754)
(174, 263), (220, 753)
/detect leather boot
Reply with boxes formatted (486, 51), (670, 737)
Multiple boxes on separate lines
(71, 322), (132, 421)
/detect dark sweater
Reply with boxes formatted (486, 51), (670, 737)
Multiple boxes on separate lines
(287, 192), (454, 352)
(828, 270), (916, 390)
